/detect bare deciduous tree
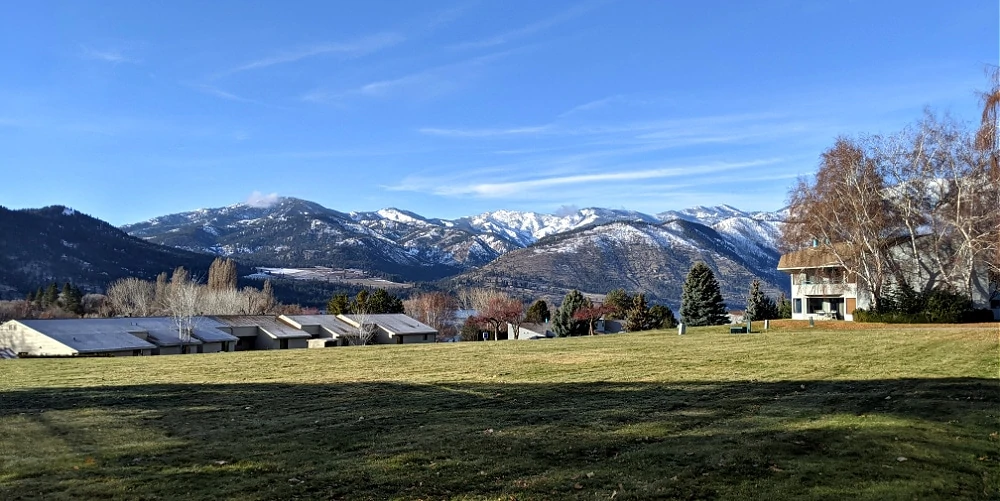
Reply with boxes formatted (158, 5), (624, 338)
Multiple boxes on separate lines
(784, 137), (897, 310)
(469, 291), (523, 340)
(404, 292), (458, 341)
(106, 277), (156, 317)
(166, 277), (200, 352)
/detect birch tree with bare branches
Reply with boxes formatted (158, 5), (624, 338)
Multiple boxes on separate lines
(784, 137), (898, 310)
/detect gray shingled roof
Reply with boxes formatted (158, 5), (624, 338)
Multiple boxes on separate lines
(338, 314), (437, 336)
(212, 316), (311, 339)
(281, 315), (356, 337)
(18, 319), (157, 353)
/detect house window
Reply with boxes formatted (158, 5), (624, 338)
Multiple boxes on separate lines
(423, 334), (429, 341)
(793, 298), (802, 314)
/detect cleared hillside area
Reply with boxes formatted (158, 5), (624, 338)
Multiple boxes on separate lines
(1, 322), (998, 500)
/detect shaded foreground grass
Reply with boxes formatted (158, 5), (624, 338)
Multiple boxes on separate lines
(1, 324), (998, 500)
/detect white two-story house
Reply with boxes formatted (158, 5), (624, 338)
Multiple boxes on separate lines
(778, 243), (998, 321)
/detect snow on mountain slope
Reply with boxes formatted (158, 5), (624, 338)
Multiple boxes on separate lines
(122, 198), (785, 285)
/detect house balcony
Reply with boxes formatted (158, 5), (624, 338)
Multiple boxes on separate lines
(794, 282), (857, 298)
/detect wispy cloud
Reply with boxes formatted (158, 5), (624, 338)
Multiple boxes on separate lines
(301, 49), (517, 104)
(419, 112), (791, 140)
(220, 32), (404, 77)
(450, 1), (603, 50)
(419, 125), (552, 137)
(80, 45), (139, 64)
(388, 159), (780, 198)
(557, 95), (626, 117)
(188, 83), (258, 103)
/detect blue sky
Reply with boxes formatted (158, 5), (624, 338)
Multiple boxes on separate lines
(1, 1), (996, 225)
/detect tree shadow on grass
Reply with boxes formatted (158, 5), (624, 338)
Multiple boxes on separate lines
(1, 377), (997, 500)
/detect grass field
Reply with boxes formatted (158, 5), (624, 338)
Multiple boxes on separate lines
(1, 322), (998, 500)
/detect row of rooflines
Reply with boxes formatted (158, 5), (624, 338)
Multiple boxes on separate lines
(0, 314), (438, 357)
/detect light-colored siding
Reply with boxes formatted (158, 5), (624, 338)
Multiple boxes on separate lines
(0, 322), (76, 356)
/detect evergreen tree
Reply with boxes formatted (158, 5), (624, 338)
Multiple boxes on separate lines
(603, 288), (631, 319)
(624, 293), (651, 331)
(327, 293), (351, 315)
(368, 288), (404, 314)
(680, 262), (728, 326)
(552, 290), (589, 337)
(524, 299), (550, 323)
(25, 290), (34, 304)
(34, 287), (44, 307)
(777, 293), (793, 319)
(62, 282), (83, 315)
(43, 283), (59, 308)
(745, 279), (779, 321)
(649, 304), (678, 329)
(351, 289), (370, 314)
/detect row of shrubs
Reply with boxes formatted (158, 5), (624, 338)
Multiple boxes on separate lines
(853, 284), (994, 323)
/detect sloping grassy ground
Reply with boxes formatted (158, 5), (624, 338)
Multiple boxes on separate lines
(1, 322), (997, 500)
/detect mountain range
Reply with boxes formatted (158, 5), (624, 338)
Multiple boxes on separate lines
(121, 197), (788, 306)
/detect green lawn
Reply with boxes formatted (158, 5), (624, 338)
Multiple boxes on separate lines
(1, 323), (998, 500)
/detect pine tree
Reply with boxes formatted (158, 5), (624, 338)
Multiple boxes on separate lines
(34, 287), (44, 307)
(368, 288), (404, 314)
(745, 279), (779, 321)
(680, 262), (728, 326)
(624, 293), (651, 331)
(351, 289), (370, 314)
(25, 290), (35, 304)
(603, 288), (631, 319)
(524, 299), (550, 323)
(62, 282), (82, 315)
(649, 304), (678, 329)
(552, 290), (588, 337)
(43, 283), (59, 308)
(327, 293), (351, 315)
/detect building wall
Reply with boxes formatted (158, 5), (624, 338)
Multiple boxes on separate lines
(254, 335), (278, 350)
(0, 322), (76, 356)
(153, 345), (182, 356)
(395, 333), (435, 344)
(373, 329), (392, 345)
(286, 338), (308, 349)
(99, 349), (152, 357)
(198, 342), (223, 353)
